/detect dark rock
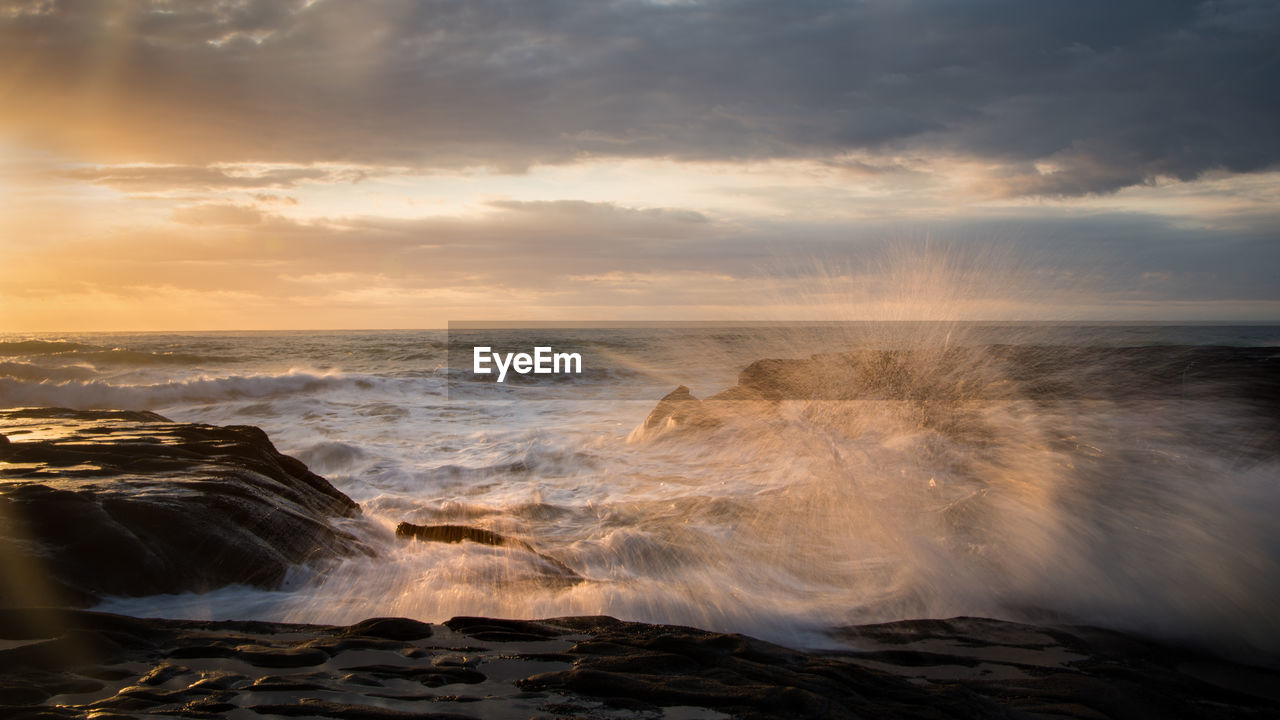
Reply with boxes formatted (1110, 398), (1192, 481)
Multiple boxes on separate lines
(341, 617), (434, 641)
(638, 385), (721, 435)
(336, 663), (486, 686)
(301, 636), (406, 656)
(634, 345), (1280, 441)
(232, 644), (329, 668)
(0, 608), (1276, 719)
(446, 616), (566, 642)
(724, 345), (1280, 409)
(0, 408), (371, 607)
(168, 645), (238, 660)
(249, 675), (329, 692)
(516, 616), (1002, 720)
(831, 615), (1280, 719)
(396, 522), (580, 580)
(247, 698), (477, 719)
(395, 523), (515, 548)
(523, 615), (1280, 720)
(137, 663), (188, 686)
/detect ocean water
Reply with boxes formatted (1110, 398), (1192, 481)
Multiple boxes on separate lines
(2, 324), (1279, 651)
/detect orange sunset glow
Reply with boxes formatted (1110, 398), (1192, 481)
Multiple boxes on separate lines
(2, 0), (1278, 329)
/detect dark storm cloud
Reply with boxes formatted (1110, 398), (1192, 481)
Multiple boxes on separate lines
(2, 0), (1277, 195)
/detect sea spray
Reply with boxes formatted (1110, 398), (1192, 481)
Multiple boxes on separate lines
(6, 323), (1278, 654)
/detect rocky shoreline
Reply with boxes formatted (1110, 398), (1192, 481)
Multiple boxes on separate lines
(3, 407), (1279, 718)
(2, 606), (1279, 719)
(0, 408), (371, 608)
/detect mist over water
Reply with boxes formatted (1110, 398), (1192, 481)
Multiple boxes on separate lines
(2, 321), (1279, 653)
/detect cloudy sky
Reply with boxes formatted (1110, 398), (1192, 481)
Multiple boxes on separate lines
(2, 0), (1278, 330)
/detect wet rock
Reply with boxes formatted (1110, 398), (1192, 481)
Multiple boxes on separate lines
(446, 616), (567, 642)
(522, 615), (1280, 720)
(634, 345), (1280, 441)
(341, 617), (434, 641)
(831, 616), (1280, 719)
(232, 644), (329, 668)
(516, 616), (994, 720)
(337, 663), (487, 687)
(0, 408), (371, 606)
(726, 345), (1280, 407)
(396, 522), (580, 580)
(395, 523), (516, 548)
(248, 698), (477, 719)
(138, 663), (188, 686)
(0, 608), (1276, 719)
(639, 385), (722, 434)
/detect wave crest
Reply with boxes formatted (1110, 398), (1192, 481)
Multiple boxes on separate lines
(0, 339), (235, 366)
(0, 372), (437, 410)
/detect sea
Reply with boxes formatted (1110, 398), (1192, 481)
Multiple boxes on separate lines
(2, 323), (1278, 651)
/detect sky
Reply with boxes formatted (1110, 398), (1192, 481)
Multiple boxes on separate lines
(1, 0), (1278, 330)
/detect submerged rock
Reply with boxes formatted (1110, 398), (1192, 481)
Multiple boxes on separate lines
(0, 408), (371, 607)
(395, 521), (580, 580)
(395, 522), (516, 548)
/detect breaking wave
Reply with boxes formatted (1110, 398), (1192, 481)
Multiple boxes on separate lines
(0, 339), (235, 366)
(0, 371), (440, 410)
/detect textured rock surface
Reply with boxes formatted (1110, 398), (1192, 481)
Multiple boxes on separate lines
(0, 608), (1276, 719)
(0, 408), (370, 607)
(831, 616), (1280, 719)
(636, 345), (1280, 439)
(637, 385), (722, 435)
(728, 345), (1280, 406)
(395, 522), (581, 581)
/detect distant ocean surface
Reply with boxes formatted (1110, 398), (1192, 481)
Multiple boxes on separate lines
(2, 324), (1278, 650)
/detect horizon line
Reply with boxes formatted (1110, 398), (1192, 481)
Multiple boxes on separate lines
(5, 319), (1280, 334)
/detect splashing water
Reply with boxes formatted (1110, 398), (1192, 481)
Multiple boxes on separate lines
(5, 256), (1280, 653)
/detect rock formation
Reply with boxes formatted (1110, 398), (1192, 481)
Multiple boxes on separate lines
(0, 408), (371, 607)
